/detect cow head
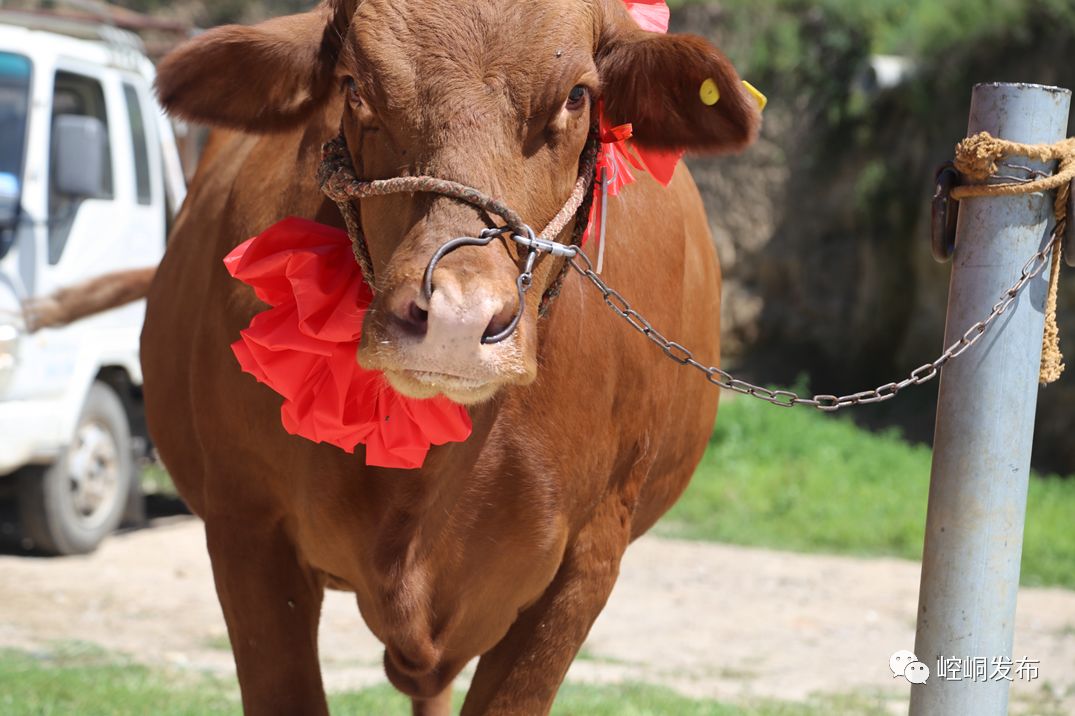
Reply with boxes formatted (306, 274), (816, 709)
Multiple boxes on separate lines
(157, 0), (759, 405)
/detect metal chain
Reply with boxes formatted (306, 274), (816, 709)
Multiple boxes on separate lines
(560, 231), (1060, 412)
(322, 124), (1062, 407)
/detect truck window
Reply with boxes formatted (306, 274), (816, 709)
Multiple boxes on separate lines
(0, 53), (30, 183)
(0, 52), (31, 260)
(122, 83), (151, 206)
(49, 71), (114, 264)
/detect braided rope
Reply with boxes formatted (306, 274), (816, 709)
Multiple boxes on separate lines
(317, 137), (377, 288)
(1043, 181), (1068, 383)
(539, 129), (600, 315)
(952, 133), (1075, 199)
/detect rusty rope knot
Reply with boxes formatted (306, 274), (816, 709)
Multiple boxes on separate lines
(317, 129), (600, 330)
(950, 131), (1075, 385)
(952, 132), (1075, 190)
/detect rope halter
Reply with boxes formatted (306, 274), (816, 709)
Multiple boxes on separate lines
(317, 128), (600, 343)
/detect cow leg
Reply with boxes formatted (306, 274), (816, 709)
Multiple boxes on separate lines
(460, 494), (633, 716)
(412, 686), (452, 716)
(205, 518), (328, 715)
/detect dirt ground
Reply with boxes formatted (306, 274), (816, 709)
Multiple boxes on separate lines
(1, 516), (1073, 713)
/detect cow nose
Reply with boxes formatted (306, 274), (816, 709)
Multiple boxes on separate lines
(408, 278), (516, 347)
(396, 299), (513, 342)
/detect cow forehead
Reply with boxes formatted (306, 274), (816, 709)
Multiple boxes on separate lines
(349, 0), (598, 118)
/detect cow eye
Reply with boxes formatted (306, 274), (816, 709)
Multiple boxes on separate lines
(565, 85), (587, 111)
(343, 76), (362, 107)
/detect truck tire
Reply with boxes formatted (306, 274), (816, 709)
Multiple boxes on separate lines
(18, 381), (134, 555)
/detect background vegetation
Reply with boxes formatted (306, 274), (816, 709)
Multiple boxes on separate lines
(667, 0), (1075, 473)
(662, 395), (1075, 590)
(2, 639), (1066, 714)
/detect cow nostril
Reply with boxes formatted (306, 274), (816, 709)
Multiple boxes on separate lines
(393, 301), (429, 338)
(482, 303), (517, 342)
(408, 302), (429, 326)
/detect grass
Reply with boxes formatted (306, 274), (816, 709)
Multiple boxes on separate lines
(140, 462), (177, 496)
(0, 646), (901, 716)
(0, 644), (238, 716)
(201, 634), (232, 652)
(659, 395), (1075, 590)
(335, 682), (896, 716)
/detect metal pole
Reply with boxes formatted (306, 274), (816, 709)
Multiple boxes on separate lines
(909, 83), (1070, 715)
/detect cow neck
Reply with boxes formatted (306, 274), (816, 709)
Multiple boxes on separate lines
(317, 124), (601, 317)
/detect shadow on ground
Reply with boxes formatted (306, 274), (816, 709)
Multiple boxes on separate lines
(0, 492), (191, 557)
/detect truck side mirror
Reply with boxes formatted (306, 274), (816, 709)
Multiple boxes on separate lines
(52, 115), (108, 198)
(0, 172), (18, 228)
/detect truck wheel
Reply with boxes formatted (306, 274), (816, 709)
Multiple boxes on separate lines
(18, 381), (134, 555)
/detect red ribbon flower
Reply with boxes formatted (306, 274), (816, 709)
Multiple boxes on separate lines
(224, 217), (472, 470)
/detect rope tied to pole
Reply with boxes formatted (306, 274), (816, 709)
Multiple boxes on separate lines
(951, 131), (1075, 384)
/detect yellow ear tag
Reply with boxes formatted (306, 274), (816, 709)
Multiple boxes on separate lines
(699, 78), (721, 106)
(742, 80), (767, 111)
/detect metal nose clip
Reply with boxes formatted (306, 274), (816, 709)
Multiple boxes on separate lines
(422, 225), (578, 345)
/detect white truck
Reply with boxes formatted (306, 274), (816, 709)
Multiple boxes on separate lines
(0, 13), (186, 554)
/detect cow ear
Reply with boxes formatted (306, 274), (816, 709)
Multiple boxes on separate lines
(156, 1), (358, 132)
(596, 5), (760, 153)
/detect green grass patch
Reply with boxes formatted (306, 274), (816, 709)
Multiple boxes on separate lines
(548, 683), (893, 715)
(0, 646), (901, 715)
(660, 396), (1075, 590)
(3, 645), (1065, 715)
(140, 462), (177, 496)
(201, 634), (232, 652)
(0, 645), (238, 715)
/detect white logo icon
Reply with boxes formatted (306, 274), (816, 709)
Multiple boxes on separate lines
(890, 650), (930, 684)
(906, 660), (930, 684)
(890, 650), (917, 678)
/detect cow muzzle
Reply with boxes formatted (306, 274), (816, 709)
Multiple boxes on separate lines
(368, 227), (582, 404)
(360, 249), (531, 405)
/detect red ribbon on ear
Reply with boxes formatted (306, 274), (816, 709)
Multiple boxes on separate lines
(623, 0), (671, 32)
(584, 0), (684, 247)
(224, 217), (472, 470)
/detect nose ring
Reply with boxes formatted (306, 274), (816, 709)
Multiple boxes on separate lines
(422, 226), (551, 345)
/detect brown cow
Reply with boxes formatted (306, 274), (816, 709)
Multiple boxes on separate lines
(142, 1), (759, 714)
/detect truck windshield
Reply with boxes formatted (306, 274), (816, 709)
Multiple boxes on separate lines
(0, 52), (31, 182)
